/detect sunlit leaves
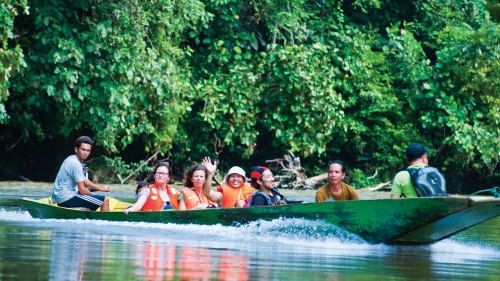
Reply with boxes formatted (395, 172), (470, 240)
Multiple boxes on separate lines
(0, 0), (28, 123)
(6, 0), (208, 153)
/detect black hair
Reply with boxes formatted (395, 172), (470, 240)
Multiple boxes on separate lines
(328, 160), (345, 173)
(150, 162), (171, 181)
(75, 136), (93, 148)
(135, 181), (149, 195)
(183, 164), (208, 188)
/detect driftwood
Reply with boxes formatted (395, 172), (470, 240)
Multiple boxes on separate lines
(118, 151), (159, 184)
(265, 152), (330, 189)
(367, 168), (378, 179)
(266, 151), (328, 189)
(266, 151), (312, 189)
(264, 152), (391, 191)
(366, 181), (391, 192)
(304, 173), (328, 188)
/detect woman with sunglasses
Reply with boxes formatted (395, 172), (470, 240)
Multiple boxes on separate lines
(178, 164), (218, 210)
(124, 162), (180, 215)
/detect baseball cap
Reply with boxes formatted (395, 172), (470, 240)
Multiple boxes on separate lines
(406, 143), (428, 162)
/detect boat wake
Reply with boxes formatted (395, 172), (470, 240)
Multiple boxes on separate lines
(431, 239), (500, 260)
(0, 208), (373, 250)
(0, 208), (34, 222)
(2, 208), (499, 259)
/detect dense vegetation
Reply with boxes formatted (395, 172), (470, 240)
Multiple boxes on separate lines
(1, 0), (499, 193)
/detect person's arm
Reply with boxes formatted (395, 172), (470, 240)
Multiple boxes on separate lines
(349, 186), (360, 200)
(315, 189), (326, 202)
(285, 199), (304, 204)
(390, 173), (404, 199)
(178, 199), (187, 211)
(202, 157), (223, 204)
(83, 178), (110, 192)
(190, 203), (209, 210)
(77, 181), (93, 195)
(124, 194), (148, 215)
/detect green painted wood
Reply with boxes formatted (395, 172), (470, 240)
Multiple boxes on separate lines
(21, 197), (500, 244)
(395, 198), (500, 243)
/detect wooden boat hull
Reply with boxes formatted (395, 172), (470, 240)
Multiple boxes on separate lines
(21, 197), (500, 244)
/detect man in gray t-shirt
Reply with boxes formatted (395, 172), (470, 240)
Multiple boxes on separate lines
(51, 136), (111, 211)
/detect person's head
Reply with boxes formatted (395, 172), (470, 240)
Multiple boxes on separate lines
(152, 161), (171, 184)
(250, 166), (274, 190)
(328, 160), (346, 185)
(74, 136), (94, 162)
(184, 164), (208, 188)
(75, 136), (94, 149)
(225, 166), (246, 188)
(406, 143), (428, 164)
(135, 181), (149, 195)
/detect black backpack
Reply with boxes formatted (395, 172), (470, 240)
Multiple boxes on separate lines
(407, 166), (447, 197)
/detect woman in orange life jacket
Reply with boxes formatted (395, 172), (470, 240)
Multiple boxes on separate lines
(178, 164), (218, 210)
(124, 162), (180, 215)
(249, 166), (304, 207)
(202, 157), (254, 208)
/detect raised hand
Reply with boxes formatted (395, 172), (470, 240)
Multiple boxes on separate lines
(203, 157), (217, 174)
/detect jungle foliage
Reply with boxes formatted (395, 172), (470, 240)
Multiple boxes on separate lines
(0, 0), (498, 192)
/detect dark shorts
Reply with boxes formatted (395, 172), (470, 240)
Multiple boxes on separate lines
(59, 194), (105, 211)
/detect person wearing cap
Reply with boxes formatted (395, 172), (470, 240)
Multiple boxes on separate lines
(315, 160), (360, 202)
(390, 142), (430, 198)
(249, 166), (303, 206)
(202, 157), (254, 208)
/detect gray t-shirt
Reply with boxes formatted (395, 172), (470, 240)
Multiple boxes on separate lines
(51, 155), (86, 203)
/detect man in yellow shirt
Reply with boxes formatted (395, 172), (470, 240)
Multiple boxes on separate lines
(315, 160), (360, 202)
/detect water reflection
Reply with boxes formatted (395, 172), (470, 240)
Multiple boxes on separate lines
(44, 228), (251, 281)
(137, 245), (249, 280)
(141, 244), (176, 280)
(1, 213), (500, 281)
(1, 182), (500, 280)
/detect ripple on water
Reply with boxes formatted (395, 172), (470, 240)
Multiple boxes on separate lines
(2, 208), (499, 262)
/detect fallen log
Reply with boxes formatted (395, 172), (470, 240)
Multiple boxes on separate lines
(366, 181), (391, 192)
(304, 173), (328, 188)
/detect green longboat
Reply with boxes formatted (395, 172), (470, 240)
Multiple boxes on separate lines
(21, 196), (500, 244)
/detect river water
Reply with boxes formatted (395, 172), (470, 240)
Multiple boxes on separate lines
(1, 182), (499, 280)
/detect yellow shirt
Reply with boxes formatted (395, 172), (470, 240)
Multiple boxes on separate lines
(315, 182), (360, 202)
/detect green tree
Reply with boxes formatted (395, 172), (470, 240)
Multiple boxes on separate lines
(4, 0), (208, 153)
(0, 0), (28, 123)
(421, 22), (500, 176)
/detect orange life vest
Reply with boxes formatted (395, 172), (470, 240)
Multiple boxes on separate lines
(180, 187), (217, 210)
(217, 182), (254, 208)
(142, 183), (180, 211)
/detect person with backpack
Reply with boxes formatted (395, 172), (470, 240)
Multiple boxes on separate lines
(248, 166), (303, 207)
(390, 143), (447, 198)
